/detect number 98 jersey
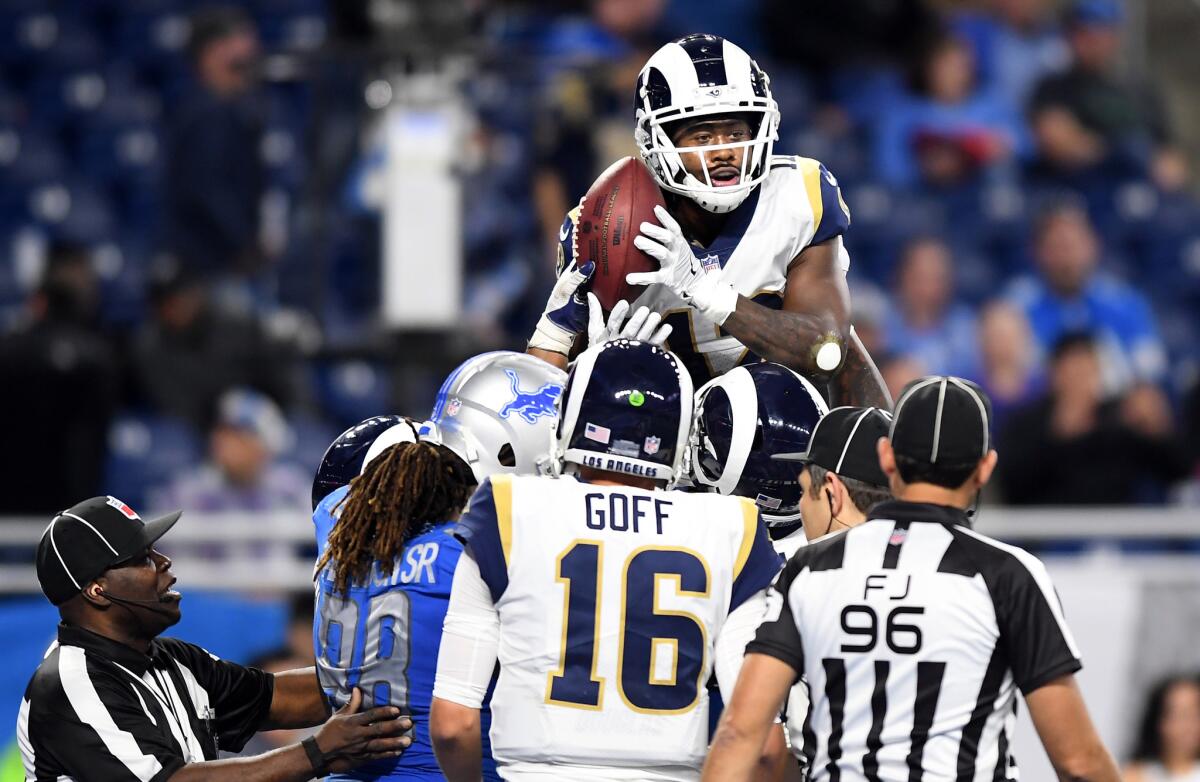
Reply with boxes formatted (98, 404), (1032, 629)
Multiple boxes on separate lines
(312, 485), (501, 781)
(452, 474), (781, 779)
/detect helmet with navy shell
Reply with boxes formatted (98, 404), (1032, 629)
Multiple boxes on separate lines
(635, 33), (780, 214)
(552, 339), (694, 486)
(690, 362), (828, 524)
(312, 415), (423, 510)
(427, 351), (567, 483)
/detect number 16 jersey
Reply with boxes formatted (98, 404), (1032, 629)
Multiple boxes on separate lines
(453, 474), (781, 780)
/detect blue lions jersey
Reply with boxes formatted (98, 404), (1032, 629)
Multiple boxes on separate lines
(313, 486), (500, 781)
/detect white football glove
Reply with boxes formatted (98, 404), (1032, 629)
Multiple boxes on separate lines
(586, 292), (673, 348)
(528, 261), (594, 355)
(629, 205), (738, 325)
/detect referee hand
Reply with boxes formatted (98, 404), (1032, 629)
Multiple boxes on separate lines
(313, 688), (414, 772)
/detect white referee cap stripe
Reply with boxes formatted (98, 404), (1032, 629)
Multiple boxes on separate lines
(835, 408), (873, 475)
(930, 377), (948, 463)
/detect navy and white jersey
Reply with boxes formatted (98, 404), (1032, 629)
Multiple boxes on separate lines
(312, 486), (500, 781)
(448, 473), (782, 780)
(748, 500), (1082, 782)
(559, 155), (852, 385)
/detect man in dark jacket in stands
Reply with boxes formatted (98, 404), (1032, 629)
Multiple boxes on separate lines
(165, 6), (267, 280)
(998, 332), (1191, 504)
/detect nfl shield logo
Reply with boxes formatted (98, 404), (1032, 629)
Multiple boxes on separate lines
(643, 436), (661, 455)
(700, 254), (721, 273)
(889, 529), (908, 546)
(446, 398), (462, 417)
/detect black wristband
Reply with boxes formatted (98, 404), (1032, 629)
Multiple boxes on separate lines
(301, 736), (328, 776)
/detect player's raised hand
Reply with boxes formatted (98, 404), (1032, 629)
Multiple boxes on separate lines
(586, 292), (673, 348)
(630, 205), (737, 325)
(528, 260), (595, 356)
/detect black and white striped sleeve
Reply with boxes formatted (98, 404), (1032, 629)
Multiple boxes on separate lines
(961, 529), (1083, 693)
(744, 554), (806, 680)
(26, 648), (185, 782)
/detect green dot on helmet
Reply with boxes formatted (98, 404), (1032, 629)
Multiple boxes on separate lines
(629, 390), (645, 407)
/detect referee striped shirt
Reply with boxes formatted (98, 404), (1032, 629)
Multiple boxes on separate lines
(18, 624), (274, 782)
(747, 500), (1082, 782)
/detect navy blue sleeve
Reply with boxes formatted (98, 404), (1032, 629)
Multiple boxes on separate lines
(452, 476), (512, 602)
(729, 503), (784, 612)
(809, 162), (852, 246)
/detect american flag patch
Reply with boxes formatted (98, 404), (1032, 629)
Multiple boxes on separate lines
(755, 493), (782, 510)
(584, 422), (611, 444)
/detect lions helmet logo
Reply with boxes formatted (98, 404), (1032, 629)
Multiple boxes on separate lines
(498, 369), (563, 424)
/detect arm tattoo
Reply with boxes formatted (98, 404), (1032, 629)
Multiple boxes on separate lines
(722, 297), (842, 377)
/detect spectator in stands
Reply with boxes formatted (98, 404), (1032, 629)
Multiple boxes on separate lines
(0, 243), (118, 513)
(1030, 0), (1168, 152)
(1023, 100), (1146, 206)
(151, 387), (309, 515)
(164, 6), (269, 285)
(952, 0), (1069, 116)
(1006, 201), (1167, 389)
(1124, 674), (1200, 782)
(132, 257), (303, 429)
(969, 301), (1044, 430)
(998, 332), (1190, 505)
(531, 0), (665, 258)
(873, 31), (1024, 187)
(881, 237), (978, 377)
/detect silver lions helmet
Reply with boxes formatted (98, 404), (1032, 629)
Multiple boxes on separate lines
(425, 351), (567, 483)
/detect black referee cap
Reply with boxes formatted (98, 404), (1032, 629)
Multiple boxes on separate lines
(890, 376), (992, 468)
(773, 406), (891, 489)
(36, 496), (181, 605)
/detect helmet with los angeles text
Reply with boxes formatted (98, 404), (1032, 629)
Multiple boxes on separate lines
(427, 351), (567, 483)
(635, 33), (780, 214)
(552, 339), (694, 486)
(690, 362), (828, 524)
(311, 415), (423, 510)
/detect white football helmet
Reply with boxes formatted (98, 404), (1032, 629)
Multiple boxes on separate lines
(425, 351), (567, 483)
(635, 33), (780, 214)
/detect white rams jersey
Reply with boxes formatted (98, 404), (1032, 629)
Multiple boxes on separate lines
(772, 526), (811, 764)
(560, 155), (851, 384)
(454, 473), (782, 780)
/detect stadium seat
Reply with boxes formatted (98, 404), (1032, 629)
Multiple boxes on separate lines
(312, 361), (393, 428)
(104, 413), (203, 508)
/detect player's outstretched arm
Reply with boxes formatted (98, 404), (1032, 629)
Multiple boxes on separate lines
(1025, 675), (1121, 782)
(702, 653), (797, 782)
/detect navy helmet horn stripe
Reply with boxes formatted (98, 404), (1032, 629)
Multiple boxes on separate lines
(677, 34), (728, 87)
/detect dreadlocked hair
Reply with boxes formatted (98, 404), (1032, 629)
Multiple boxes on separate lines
(315, 441), (477, 594)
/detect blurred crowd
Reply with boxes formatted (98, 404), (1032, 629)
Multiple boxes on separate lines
(1, 0), (1199, 516)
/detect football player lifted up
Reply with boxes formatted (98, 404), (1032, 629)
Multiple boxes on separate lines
(528, 34), (890, 408)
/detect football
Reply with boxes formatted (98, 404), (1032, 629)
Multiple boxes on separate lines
(575, 156), (666, 311)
